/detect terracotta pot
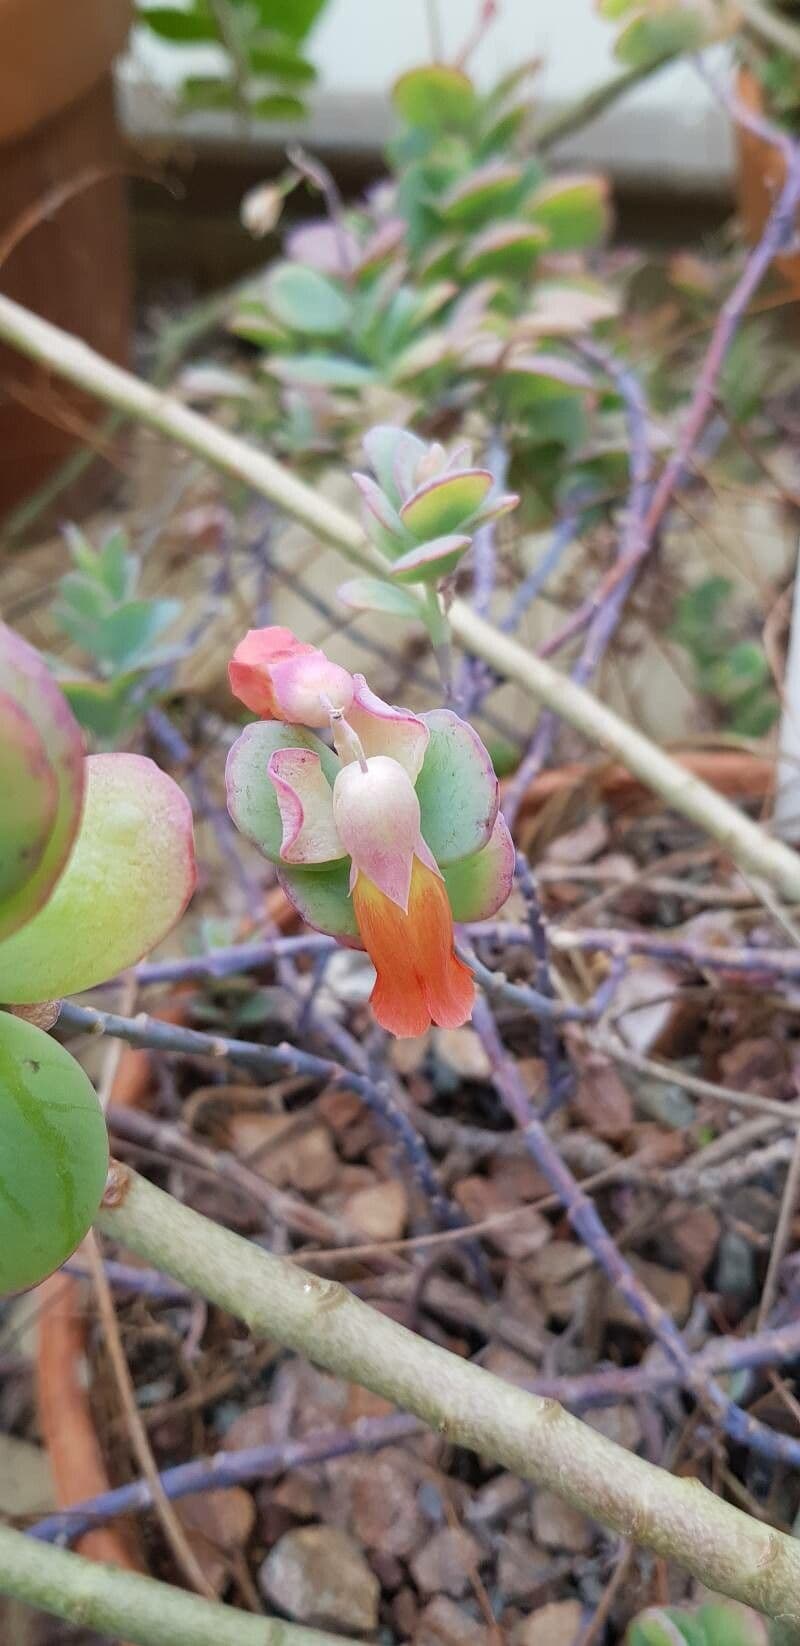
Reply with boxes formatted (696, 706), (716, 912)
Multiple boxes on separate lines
(0, 0), (133, 520)
(735, 65), (800, 300)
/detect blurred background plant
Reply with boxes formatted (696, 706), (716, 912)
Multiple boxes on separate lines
(134, 0), (330, 123)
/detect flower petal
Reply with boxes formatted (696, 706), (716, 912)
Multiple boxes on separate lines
(229, 626), (353, 726)
(226, 723), (340, 864)
(268, 747), (344, 864)
(333, 755), (438, 911)
(0, 754), (196, 1004)
(353, 858), (475, 1037)
(278, 860), (361, 947)
(416, 709), (498, 864)
(442, 812), (514, 922)
(345, 676), (429, 780)
(0, 626), (85, 943)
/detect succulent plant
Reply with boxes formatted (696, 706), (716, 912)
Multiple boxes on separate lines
(0, 625), (196, 1292)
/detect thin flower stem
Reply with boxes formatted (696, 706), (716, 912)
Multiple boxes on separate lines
(0, 292), (798, 897)
(94, 1165), (800, 1619)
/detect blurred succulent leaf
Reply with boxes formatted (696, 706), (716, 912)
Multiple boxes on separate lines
(439, 161), (525, 227)
(526, 174), (611, 251)
(136, 5), (218, 41)
(0, 754), (196, 1004)
(392, 64), (478, 131)
(264, 261), (351, 335)
(0, 1012), (109, 1296)
(337, 576), (423, 620)
(266, 353), (376, 388)
(253, 0), (328, 39)
(0, 627), (85, 944)
(388, 533), (472, 584)
(248, 38), (316, 83)
(250, 93), (306, 120)
(181, 75), (238, 110)
(461, 220), (549, 279)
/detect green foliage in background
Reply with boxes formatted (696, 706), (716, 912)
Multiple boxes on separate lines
(52, 525), (181, 744)
(135, 0), (328, 122)
(671, 575), (778, 737)
(626, 1599), (767, 1646)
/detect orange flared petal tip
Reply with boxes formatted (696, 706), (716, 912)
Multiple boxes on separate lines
(353, 857), (475, 1038)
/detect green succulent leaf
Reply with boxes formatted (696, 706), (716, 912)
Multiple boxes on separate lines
(442, 814), (515, 922)
(264, 261), (352, 336)
(389, 533), (472, 584)
(226, 722), (340, 864)
(439, 162), (524, 227)
(136, 5), (219, 41)
(337, 577), (424, 621)
(0, 627), (85, 944)
(0, 754), (196, 1004)
(0, 1012), (108, 1295)
(461, 221), (548, 279)
(417, 709), (498, 864)
(400, 470), (493, 539)
(278, 860), (361, 945)
(266, 353), (376, 389)
(526, 174), (611, 251)
(249, 93), (307, 120)
(392, 64), (478, 131)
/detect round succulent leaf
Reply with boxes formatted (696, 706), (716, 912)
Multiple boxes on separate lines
(389, 533), (471, 585)
(0, 754), (196, 1005)
(0, 626), (85, 944)
(227, 723), (340, 864)
(696, 1604), (768, 1646)
(265, 353), (376, 390)
(416, 709), (498, 864)
(0, 1012), (108, 1295)
(338, 577), (423, 621)
(625, 1611), (704, 1646)
(278, 860), (361, 946)
(264, 261), (352, 336)
(461, 221), (548, 280)
(392, 65), (477, 131)
(440, 161), (524, 227)
(0, 695), (57, 905)
(615, 8), (706, 65)
(442, 812), (514, 923)
(400, 470), (493, 540)
(526, 174), (611, 252)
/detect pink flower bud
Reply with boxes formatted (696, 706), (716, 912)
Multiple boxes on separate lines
(229, 627), (353, 726)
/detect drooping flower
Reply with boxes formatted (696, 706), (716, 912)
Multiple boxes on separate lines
(229, 626), (354, 726)
(226, 628), (513, 1037)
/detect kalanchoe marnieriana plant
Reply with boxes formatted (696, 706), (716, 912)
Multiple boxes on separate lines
(52, 523), (182, 744)
(225, 627), (513, 1037)
(0, 624), (196, 1295)
(338, 424), (519, 667)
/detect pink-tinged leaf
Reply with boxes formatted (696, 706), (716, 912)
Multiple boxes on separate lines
(525, 174), (611, 251)
(0, 1012), (108, 1296)
(503, 351), (595, 394)
(227, 722), (340, 864)
(417, 709), (498, 864)
(362, 424), (427, 507)
(461, 221), (548, 280)
(400, 470), (493, 539)
(346, 676), (430, 781)
(0, 626), (85, 943)
(278, 860), (361, 946)
(0, 754), (196, 1004)
(471, 492), (520, 527)
(440, 162), (524, 226)
(442, 813), (514, 922)
(267, 747), (344, 864)
(285, 219), (360, 277)
(355, 218), (406, 278)
(389, 533), (471, 585)
(352, 471), (407, 540)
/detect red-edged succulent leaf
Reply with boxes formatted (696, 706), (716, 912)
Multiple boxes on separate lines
(388, 533), (471, 584)
(400, 470), (493, 539)
(416, 709), (499, 864)
(440, 162), (525, 227)
(526, 174), (611, 252)
(461, 220), (548, 280)
(0, 1011), (108, 1295)
(442, 813), (515, 922)
(0, 754), (196, 1004)
(392, 64), (477, 130)
(0, 626), (85, 943)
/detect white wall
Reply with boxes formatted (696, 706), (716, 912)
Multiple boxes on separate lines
(122, 0), (732, 187)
